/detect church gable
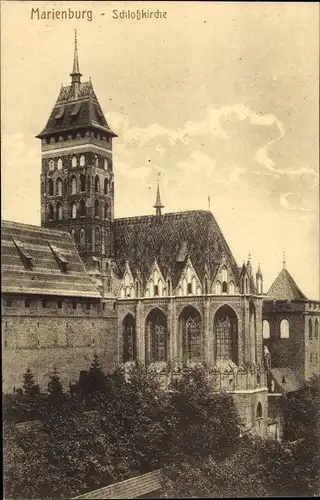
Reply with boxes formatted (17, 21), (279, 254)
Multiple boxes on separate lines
(211, 254), (239, 295)
(176, 257), (202, 296)
(145, 260), (166, 298)
(119, 262), (136, 299)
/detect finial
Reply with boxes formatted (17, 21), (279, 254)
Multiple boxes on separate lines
(154, 174), (164, 217)
(283, 250), (286, 270)
(70, 29), (82, 87)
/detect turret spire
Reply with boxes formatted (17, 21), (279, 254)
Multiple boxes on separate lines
(70, 29), (82, 97)
(153, 180), (164, 217)
(283, 250), (286, 270)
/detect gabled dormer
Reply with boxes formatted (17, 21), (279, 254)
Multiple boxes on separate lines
(145, 260), (166, 298)
(212, 254), (239, 295)
(119, 261), (135, 299)
(176, 256), (202, 296)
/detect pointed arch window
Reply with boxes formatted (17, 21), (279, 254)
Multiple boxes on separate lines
(79, 154), (85, 167)
(167, 280), (171, 296)
(222, 281), (228, 293)
(79, 228), (86, 247)
(70, 201), (77, 219)
(256, 402), (263, 419)
(70, 228), (77, 243)
(309, 318), (313, 340)
(180, 306), (202, 362)
(187, 283), (192, 295)
(263, 320), (270, 339)
(71, 176), (77, 194)
(104, 178), (109, 195)
(146, 309), (167, 363)
(105, 230), (109, 252)
(104, 202), (111, 220)
(214, 305), (238, 364)
(71, 156), (77, 168)
(80, 174), (86, 192)
(229, 281), (235, 294)
(48, 203), (54, 220)
(123, 314), (136, 362)
(94, 199), (100, 217)
(48, 178), (54, 196)
(221, 266), (228, 282)
(215, 281), (222, 294)
(49, 159), (55, 171)
(280, 319), (290, 339)
(104, 158), (109, 170)
(110, 182), (114, 196)
(204, 277), (208, 294)
(64, 179), (68, 196)
(56, 177), (63, 196)
(57, 158), (63, 170)
(95, 227), (101, 250)
(95, 175), (100, 193)
(56, 202), (63, 221)
(315, 319), (319, 340)
(79, 199), (86, 217)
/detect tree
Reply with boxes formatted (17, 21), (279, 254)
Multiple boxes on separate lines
(47, 367), (64, 400)
(22, 368), (40, 397)
(79, 354), (108, 405)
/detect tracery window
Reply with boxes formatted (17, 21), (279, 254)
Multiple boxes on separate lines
(180, 307), (202, 363)
(214, 305), (238, 364)
(123, 314), (136, 362)
(146, 310), (167, 363)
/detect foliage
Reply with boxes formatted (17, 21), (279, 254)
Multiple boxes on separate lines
(22, 367), (40, 397)
(47, 367), (64, 402)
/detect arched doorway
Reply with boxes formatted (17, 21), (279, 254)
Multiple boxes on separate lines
(145, 309), (168, 364)
(179, 306), (202, 363)
(123, 314), (136, 363)
(214, 305), (238, 364)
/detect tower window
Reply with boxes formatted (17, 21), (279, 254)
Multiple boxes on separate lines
(56, 177), (63, 196)
(104, 178), (109, 194)
(95, 175), (100, 193)
(315, 319), (319, 339)
(80, 155), (85, 167)
(71, 176), (77, 195)
(94, 200), (100, 217)
(70, 201), (77, 219)
(309, 318), (313, 340)
(71, 156), (77, 168)
(280, 319), (290, 338)
(95, 155), (99, 167)
(48, 203), (54, 220)
(56, 203), (63, 221)
(80, 228), (86, 247)
(80, 174), (86, 192)
(57, 158), (63, 170)
(104, 158), (108, 170)
(49, 159), (55, 171)
(104, 202), (111, 219)
(48, 178), (54, 196)
(79, 199), (86, 217)
(70, 228), (77, 243)
(105, 231), (109, 251)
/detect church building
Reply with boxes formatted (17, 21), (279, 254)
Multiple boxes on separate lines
(5, 34), (318, 438)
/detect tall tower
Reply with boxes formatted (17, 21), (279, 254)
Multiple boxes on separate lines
(37, 32), (117, 280)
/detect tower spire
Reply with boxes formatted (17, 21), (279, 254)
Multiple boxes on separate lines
(283, 250), (286, 270)
(70, 29), (82, 96)
(153, 179), (164, 217)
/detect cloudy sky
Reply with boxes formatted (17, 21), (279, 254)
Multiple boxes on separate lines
(1, 1), (319, 298)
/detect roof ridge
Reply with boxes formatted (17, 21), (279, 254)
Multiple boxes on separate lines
(1, 220), (73, 237)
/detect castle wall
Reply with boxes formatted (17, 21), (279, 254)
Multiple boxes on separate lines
(2, 295), (118, 393)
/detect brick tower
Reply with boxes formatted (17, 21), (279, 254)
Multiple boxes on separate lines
(37, 31), (117, 293)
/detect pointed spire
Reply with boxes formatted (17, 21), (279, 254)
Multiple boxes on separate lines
(283, 250), (286, 270)
(256, 263), (263, 277)
(70, 29), (82, 95)
(153, 179), (164, 217)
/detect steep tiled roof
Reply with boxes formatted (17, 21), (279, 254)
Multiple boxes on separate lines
(37, 80), (117, 138)
(270, 367), (303, 393)
(267, 268), (307, 300)
(1, 221), (101, 298)
(113, 210), (239, 288)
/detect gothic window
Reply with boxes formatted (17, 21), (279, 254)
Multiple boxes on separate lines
(71, 176), (77, 194)
(280, 319), (290, 339)
(104, 158), (108, 170)
(135, 282), (139, 297)
(79, 228), (86, 247)
(64, 179), (68, 196)
(229, 281), (235, 294)
(70, 201), (77, 219)
(72, 156), (77, 168)
(125, 286), (130, 298)
(57, 158), (63, 170)
(146, 309), (167, 363)
(70, 228), (77, 243)
(48, 178), (54, 196)
(215, 281), (222, 294)
(180, 306), (202, 363)
(95, 227), (101, 249)
(204, 278), (208, 294)
(256, 402), (262, 419)
(123, 314), (136, 362)
(222, 281), (228, 293)
(167, 280), (171, 296)
(110, 182), (114, 196)
(49, 159), (55, 171)
(187, 283), (192, 295)
(104, 202), (111, 219)
(263, 320), (270, 339)
(79, 199), (86, 217)
(80, 154), (85, 167)
(56, 202), (63, 221)
(48, 203), (54, 220)
(250, 301), (257, 363)
(56, 177), (63, 196)
(315, 319), (319, 340)
(309, 318), (313, 340)
(80, 174), (86, 192)
(104, 178), (109, 194)
(154, 285), (159, 297)
(94, 199), (100, 217)
(95, 155), (99, 167)
(214, 305), (238, 364)
(95, 175), (100, 193)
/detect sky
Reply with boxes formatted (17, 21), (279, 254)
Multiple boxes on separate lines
(1, 1), (319, 299)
